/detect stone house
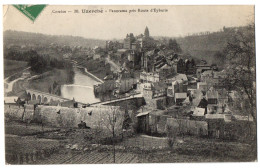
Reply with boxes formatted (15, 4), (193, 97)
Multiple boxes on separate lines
(142, 82), (167, 99)
(174, 93), (187, 105)
(206, 89), (218, 104)
(136, 109), (170, 134)
(197, 82), (208, 91)
(205, 114), (254, 140)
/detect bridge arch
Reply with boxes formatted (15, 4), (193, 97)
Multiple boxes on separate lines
(43, 97), (48, 103)
(27, 92), (31, 101)
(37, 95), (42, 103)
(32, 94), (36, 100)
(25, 89), (74, 106)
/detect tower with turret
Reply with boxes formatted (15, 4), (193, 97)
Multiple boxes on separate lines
(144, 26), (150, 38)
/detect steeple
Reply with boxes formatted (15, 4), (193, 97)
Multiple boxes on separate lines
(144, 26), (149, 37)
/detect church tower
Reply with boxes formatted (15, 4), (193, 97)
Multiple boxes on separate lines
(144, 26), (150, 38)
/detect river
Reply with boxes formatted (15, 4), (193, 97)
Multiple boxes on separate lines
(61, 68), (101, 104)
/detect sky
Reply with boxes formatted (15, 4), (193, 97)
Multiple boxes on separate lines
(3, 5), (254, 40)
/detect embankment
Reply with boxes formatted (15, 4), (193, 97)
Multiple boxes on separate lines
(76, 65), (104, 83)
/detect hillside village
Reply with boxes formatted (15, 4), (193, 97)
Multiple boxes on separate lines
(4, 25), (256, 164)
(92, 27), (255, 139)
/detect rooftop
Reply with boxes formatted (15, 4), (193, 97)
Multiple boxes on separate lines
(175, 93), (187, 99)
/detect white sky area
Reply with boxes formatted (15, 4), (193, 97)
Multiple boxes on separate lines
(3, 5), (254, 40)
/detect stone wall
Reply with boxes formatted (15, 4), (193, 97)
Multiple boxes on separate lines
(4, 104), (126, 134)
(34, 105), (125, 134)
(144, 97), (167, 110)
(166, 118), (208, 136)
(4, 104), (34, 122)
(4, 105), (25, 121)
(23, 105), (35, 122)
(149, 114), (169, 134)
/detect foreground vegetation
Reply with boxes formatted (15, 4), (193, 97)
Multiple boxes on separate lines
(5, 120), (256, 164)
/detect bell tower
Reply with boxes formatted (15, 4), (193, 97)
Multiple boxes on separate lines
(144, 26), (149, 38)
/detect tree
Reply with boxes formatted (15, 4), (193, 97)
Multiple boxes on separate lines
(190, 58), (195, 67)
(48, 86), (52, 94)
(100, 106), (124, 163)
(28, 53), (48, 73)
(14, 97), (25, 108)
(222, 24), (256, 123)
(166, 125), (176, 149)
(122, 108), (132, 130)
(213, 51), (226, 63)
(168, 39), (182, 53)
(221, 24), (256, 155)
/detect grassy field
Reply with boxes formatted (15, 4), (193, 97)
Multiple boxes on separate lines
(4, 119), (257, 164)
(5, 120), (60, 136)
(36, 128), (257, 163)
(5, 135), (61, 154)
(121, 135), (256, 162)
(5, 120), (63, 164)
(120, 135), (168, 149)
(4, 59), (28, 78)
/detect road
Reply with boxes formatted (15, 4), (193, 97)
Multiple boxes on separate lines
(4, 67), (31, 94)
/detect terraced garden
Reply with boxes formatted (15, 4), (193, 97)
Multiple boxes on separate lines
(5, 120), (256, 164)
(33, 150), (140, 164)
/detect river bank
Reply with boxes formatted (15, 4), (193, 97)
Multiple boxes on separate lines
(71, 57), (113, 81)
(5, 57), (108, 105)
(76, 65), (104, 83)
(5, 68), (75, 98)
(61, 67), (101, 104)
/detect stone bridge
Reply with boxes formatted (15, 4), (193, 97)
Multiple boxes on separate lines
(25, 89), (144, 108)
(25, 89), (70, 104)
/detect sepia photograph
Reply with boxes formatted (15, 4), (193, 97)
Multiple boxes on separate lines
(2, 4), (257, 164)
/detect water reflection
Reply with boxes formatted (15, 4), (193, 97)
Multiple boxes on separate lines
(61, 68), (101, 104)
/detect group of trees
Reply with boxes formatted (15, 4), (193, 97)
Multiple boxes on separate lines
(176, 58), (196, 74)
(5, 49), (37, 62)
(28, 52), (74, 74)
(221, 24), (256, 123)
(168, 39), (182, 53)
(6, 49), (74, 75)
(159, 38), (182, 53)
(218, 24), (256, 153)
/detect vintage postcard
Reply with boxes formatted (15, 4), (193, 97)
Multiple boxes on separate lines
(3, 5), (256, 164)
